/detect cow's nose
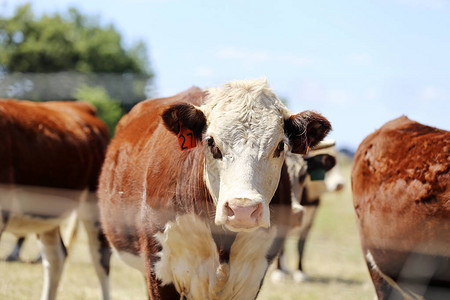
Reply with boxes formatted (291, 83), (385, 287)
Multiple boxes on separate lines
(335, 183), (344, 191)
(224, 201), (262, 228)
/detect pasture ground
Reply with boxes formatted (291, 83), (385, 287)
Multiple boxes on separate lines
(0, 157), (376, 299)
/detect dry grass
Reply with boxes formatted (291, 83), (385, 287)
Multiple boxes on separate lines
(0, 159), (376, 299)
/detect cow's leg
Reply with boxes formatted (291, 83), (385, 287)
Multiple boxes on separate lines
(144, 271), (179, 300)
(5, 236), (25, 262)
(0, 209), (9, 237)
(62, 210), (79, 251)
(38, 227), (67, 300)
(81, 218), (111, 300)
(365, 258), (396, 299)
(293, 204), (318, 283)
(79, 193), (111, 300)
(297, 236), (307, 272)
(270, 246), (290, 283)
(32, 252), (43, 264)
(365, 249), (426, 300)
(0, 211), (7, 258)
(142, 236), (180, 300)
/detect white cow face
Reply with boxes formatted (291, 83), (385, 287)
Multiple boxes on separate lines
(163, 79), (331, 232)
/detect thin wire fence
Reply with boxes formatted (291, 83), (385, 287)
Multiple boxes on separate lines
(0, 72), (153, 110)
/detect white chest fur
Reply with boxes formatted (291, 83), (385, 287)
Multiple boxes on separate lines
(154, 213), (277, 299)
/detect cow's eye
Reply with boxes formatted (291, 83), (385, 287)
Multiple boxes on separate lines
(207, 137), (222, 159)
(207, 137), (215, 147)
(274, 141), (285, 158)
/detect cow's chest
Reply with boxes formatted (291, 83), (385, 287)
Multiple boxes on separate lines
(153, 213), (277, 300)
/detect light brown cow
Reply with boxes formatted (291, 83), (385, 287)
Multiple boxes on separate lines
(0, 99), (111, 300)
(352, 116), (450, 299)
(98, 79), (331, 299)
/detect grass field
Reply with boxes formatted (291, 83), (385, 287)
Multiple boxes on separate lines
(0, 158), (376, 299)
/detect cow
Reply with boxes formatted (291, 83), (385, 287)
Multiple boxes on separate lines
(271, 140), (345, 283)
(352, 116), (450, 299)
(0, 99), (111, 300)
(98, 78), (331, 299)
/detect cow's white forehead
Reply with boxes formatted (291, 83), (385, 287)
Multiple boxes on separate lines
(201, 79), (291, 151)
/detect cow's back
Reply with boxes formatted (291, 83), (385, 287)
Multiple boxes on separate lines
(352, 116), (450, 298)
(0, 99), (109, 191)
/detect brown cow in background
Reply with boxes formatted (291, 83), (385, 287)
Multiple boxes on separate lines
(352, 116), (449, 299)
(0, 100), (111, 300)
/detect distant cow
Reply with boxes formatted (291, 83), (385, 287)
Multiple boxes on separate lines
(98, 79), (331, 299)
(272, 141), (345, 283)
(352, 116), (450, 299)
(0, 100), (111, 300)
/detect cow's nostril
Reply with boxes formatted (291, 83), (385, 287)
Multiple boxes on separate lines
(225, 202), (234, 217)
(250, 203), (262, 220)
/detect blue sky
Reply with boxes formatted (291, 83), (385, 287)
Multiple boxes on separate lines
(2, 0), (449, 149)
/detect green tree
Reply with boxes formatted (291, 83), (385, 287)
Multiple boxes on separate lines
(0, 4), (152, 75)
(75, 85), (124, 137)
(0, 3), (154, 133)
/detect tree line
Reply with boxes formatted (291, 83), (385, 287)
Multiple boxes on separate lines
(0, 3), (155, 136)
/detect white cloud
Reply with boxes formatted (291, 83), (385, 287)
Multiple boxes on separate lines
(277, 54), (314, 65)
(396, 0), (449, 9)
(194, 67), (214, 77)
(216, 47), (314, 66)
(328, 89), (353, 105)
(216, 47), (269, 62)
(348, 53), (372, 66)
(297, 80), (325, 103)
(296, 80), (354, 106)
(420, 86), (448, 102)
(111, 0), (169, 3)
(367, 87), (380, 100)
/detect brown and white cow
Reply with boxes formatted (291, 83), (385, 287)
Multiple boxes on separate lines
(352, 116), (450, 299)
(98, 79), (331, 299)
(271, 141), (345, 283)
(0, 100), (111, 300)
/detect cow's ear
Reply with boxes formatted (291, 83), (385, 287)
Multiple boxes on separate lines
(320, 154), (336, 171)
(284, 111), (331, 154)
(305, 154), (336, 171)
(162, 103), (206, 140)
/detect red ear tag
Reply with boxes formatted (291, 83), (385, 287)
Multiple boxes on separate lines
(177, 122), (197, 151)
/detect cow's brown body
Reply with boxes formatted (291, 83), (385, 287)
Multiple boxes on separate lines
(99, 82), (330, 299)
(0, 99), (111, 300)
(352, 116), (450, 299)
(99, 88), (209, 254)
(0, 100), (107, 191)
(99, 88), (224, 298)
